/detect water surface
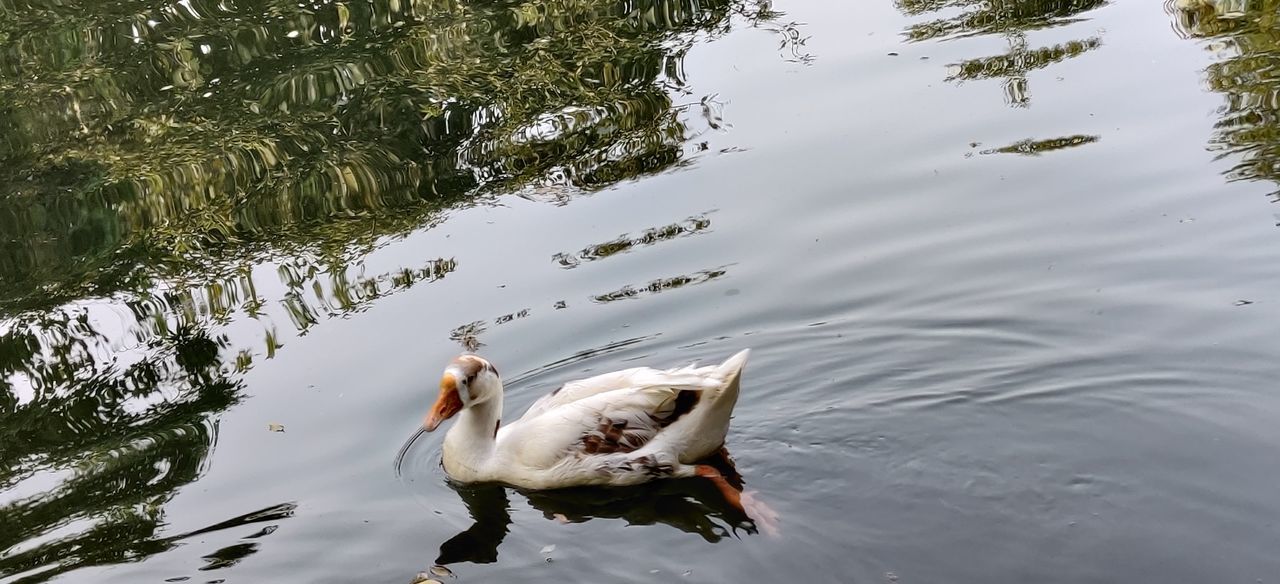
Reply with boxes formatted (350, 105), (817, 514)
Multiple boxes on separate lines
(3, 0), (1280, 582)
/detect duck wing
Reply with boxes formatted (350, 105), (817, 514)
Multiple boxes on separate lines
(518, 364), (720, 423)
(497, 383), (709, 475)
(495, 350), (751, 487)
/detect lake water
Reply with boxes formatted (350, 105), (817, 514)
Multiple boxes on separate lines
(4, 0), (1280, 582)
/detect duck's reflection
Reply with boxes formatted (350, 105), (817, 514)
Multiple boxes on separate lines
(436, 485), (511, 565)
(434, 451), (758, 566)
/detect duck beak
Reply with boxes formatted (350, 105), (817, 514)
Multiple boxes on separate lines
(425, 373), (463, 432)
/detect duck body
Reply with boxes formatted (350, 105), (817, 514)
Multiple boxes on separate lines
(425, 350), (751, 490)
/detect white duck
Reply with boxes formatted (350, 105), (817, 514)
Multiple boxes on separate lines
(423, 349), (776, 529)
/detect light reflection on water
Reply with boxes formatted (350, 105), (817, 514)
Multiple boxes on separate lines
(0, 0), (786, 580)
(3, 0), (1280, 582)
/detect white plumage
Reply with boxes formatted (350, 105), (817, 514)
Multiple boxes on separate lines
(424, 350), (751, 490)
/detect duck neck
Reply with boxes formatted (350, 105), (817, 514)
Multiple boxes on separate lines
(442, 392), (503, 477)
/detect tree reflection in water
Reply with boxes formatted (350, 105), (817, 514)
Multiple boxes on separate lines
(895, 0), (1108, 108)
(0, 0), (793, 580)
(1171, 0), (1280, 204)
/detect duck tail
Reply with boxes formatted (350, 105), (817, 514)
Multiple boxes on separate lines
(711, 348), (750, 406)
(673, 349), (751, 463)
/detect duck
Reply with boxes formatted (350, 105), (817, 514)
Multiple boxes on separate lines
(422, 349), (776, 530)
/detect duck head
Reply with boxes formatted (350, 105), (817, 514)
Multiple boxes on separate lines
(425, 354), (501, 431)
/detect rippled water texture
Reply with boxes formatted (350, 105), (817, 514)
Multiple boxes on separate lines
(3, 0), (1280, 582)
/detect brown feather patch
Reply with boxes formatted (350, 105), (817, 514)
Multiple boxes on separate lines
(581, 417), (650, 454)
(450, 354), (491, 383)
(671, 389), (700, 421)
(647, 389), (701, 425)
(578, 389), (702, 456)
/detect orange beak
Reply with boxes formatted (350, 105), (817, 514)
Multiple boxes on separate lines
(425, 373), (463, 431)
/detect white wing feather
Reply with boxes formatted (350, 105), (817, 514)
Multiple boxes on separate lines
(497, 386), (678, 471)
(519, 363), (720, 422)
(485, 350), (750, 489)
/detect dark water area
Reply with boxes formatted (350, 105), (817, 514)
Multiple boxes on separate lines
(3, 0), (1280, 582)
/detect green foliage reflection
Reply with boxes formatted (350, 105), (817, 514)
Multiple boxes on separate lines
(1172, 0), (1280, 201)
(895, 0), (1107, 107)
(0, 0), (780, 580)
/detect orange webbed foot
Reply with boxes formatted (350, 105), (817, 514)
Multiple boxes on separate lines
(695, 465), (780, 536)
(739, 490), (780, 536)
